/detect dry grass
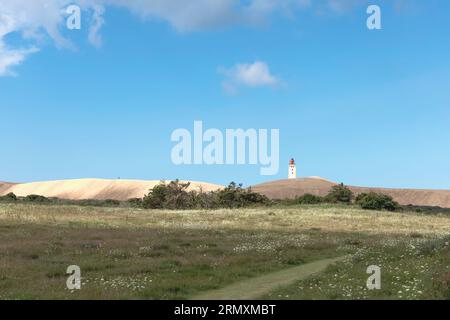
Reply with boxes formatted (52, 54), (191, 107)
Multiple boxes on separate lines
(1, 203), (449, 236)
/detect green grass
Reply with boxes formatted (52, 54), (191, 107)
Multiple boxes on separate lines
(190, 256), (348, 300)
(0, 203), (449, 300)
(0, 220), (348, 299)
(261, 235), (450, 300)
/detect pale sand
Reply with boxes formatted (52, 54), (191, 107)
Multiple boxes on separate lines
(3, 176), (450, 207)
(0, 178), (223, 201)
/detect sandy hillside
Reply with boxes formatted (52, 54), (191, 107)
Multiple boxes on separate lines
(252, 177), (450, 208)
(0, 182), (16, 194)
(251, 178), (336, 199)
(0, 179), (223, 201)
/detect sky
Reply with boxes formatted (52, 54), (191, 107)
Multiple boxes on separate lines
(1, 0), (450, 189)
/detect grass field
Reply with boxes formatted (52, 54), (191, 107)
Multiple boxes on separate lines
(0, 203), (449, 300)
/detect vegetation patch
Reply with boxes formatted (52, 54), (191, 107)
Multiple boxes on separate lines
(0, 203), (449, 299)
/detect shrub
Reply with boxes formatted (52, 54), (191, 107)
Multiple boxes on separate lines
(241, 188), (270, 206)
(73, 199), (109, 207)
(24, 194), (50, 203)
(215, 182), (241, 208)
(325, 183), (353, 203)
(0, 192), (17, 202)
(189, 191), (218, 209)
(142, 180), (193, 209)
(215, 182), (270, 208)
(142, 180), (270, 210)
(355, 192), (399, 211)
(127, 198), (143, 208)
(295, 194), (323, 205)
(103, 199), (121, 207)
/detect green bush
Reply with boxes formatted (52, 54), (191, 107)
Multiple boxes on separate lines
(325, 183), (353, 203)
(24, 194), (50, 203)
(189, 191), (218, 209)
(0, 192), (17, 202)
(142, 180), (270, 210)
(127, 198), (143, 208)
(103, 199), (121, 207)
(295, 194), (323, 204)
(215, 182), (270, 208)
(53, 198), (125, 207)
(355, 192), (399, 211)
(142, 180), (193, 209)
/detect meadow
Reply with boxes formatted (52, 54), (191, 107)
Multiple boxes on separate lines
(0, 203), (449, 300)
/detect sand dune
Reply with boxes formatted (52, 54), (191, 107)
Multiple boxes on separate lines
(251, 177), (336, 199)
(3, 177), (450, 208)
(0, 179), (223, 201)
(0, 182), (16, 194)
(252, 177), (450, 208)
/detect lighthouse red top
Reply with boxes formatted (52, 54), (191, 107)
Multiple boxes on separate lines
(289, 158), (295, 165)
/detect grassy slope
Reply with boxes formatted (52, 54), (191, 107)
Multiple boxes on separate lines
(0, 203), (449, 300)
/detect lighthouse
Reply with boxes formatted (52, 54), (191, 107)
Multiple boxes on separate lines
(288, 158), (297, 179)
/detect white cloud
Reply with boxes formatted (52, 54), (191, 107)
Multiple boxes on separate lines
(0, 43), (39, 76)
(0, 0), (76, 75)
(105, 0), (317, 31)
(219, 61), (279, 93)
(0, 0), (409, 76)
(107, 0), (240, 32)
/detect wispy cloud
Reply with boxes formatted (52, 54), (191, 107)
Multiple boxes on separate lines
(0, 43), (39, 76)
(219, 61), (279, 94)
(0, 0), (412, 76)
(0, 0), (76, 75)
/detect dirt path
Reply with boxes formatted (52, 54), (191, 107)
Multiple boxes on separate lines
(190, 256), (348, 300)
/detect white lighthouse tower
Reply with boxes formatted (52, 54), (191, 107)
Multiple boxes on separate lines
(288, 158), (297, 179)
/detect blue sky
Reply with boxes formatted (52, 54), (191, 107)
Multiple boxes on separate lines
(1, 0), (450, 188)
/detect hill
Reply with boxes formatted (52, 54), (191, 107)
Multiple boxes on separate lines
(0, 179), (223, 201)
(3, 177), (450, 208)
(0, 182), (16, 194)
(251, 177), (450, 208)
